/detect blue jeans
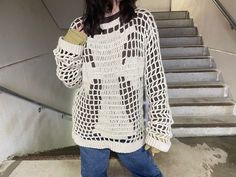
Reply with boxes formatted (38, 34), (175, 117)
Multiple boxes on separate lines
(79, 144), (164, 177)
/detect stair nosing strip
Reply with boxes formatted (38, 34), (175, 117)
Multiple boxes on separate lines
(160, 45), (207, 48)
(160, 35), (202, 38)
(172, 123), (236, 128)
(155, 18), (193, 22)
(151, 10), (189, 13)
(165, 68), (218, 73)
(158, 26), (197, 29)
(168, 84), (225, 88)
(161, 44), (204, 48)
(162, 56), (212, 60)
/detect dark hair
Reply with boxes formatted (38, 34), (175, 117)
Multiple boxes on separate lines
(82, 0), (137, 37)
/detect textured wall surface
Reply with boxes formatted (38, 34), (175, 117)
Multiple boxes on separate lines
(221, 0), (236, 18)
(0, 0), (79, 163)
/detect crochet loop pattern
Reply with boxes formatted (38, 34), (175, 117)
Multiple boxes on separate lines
(53, 7), (174, 153)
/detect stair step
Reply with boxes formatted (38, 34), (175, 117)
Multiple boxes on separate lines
(10, 146), (79, 160)
(9, 145), (122, 161)
(162, 55), (211, 60)
(11, 146), (82, 160)
(161, 46), (210, 57)
(173, 115), (236, 127)
(165, 67), (217, 73)
(172, 115), (236, 137)
(170, 97), (235, 106)
(166, 70), (220, 83)
(168, 81), (224, 88)
(159, 27), (198, 37)
(160, 36), (203, 47)
(156, 19), (194, 28)
(168, 87), (227, 98)
(163, 57), (214, 69)
(168, 81), (227, 98)
(169, 97), (236, 116)
(173, 127), (236, 137)
(9, 146), (123, 160)
(151, 11), (189, 20)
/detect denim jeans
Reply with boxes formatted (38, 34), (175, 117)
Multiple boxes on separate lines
(79, 144), (164, 177)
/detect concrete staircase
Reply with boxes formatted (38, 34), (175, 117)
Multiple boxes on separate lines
(151, 11), (236, 137)
(9, 11), (236, 162)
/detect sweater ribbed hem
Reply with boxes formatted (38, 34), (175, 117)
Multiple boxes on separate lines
(144, 134), (171, 152)
(58, 36), (84, 54)
(72, 131), (145, 153)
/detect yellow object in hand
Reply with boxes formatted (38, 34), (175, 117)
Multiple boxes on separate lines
(144, 144), (161, 157)
(63, 28), (87, 45)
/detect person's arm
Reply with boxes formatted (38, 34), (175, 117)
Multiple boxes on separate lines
(143, 10), (174, 152)
(52, 17), (87, 89)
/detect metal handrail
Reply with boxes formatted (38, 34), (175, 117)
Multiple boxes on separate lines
(212, 0), (236, 30)
(0, 85), (72, 120)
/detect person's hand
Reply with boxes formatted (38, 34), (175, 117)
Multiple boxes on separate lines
(63, 23), (87, 45)
(144, 144), (161, 157)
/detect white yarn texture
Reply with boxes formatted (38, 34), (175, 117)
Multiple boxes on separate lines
(53, 7), (174, 153)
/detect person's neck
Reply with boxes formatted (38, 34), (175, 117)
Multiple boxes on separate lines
(104, 2), (120, 17)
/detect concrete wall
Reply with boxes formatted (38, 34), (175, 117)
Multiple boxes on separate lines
(172, 0), (236, 99)
(0, 0), (77, 163)
(0, 92), (73, 162)
(221, 0), (236, 18)
(42, 0), (85, 29)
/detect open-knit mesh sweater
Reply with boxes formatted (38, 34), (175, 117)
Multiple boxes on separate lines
(52, 7), (174, 153)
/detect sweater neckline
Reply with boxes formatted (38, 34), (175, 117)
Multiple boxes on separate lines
(100, 11), (121, 30)
(101, 11), (121, 24)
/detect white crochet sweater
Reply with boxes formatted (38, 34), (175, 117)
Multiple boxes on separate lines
(53, 7), (174, 153)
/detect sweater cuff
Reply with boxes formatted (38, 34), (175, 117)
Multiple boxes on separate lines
(145, 133), (171, 152)
(58, 36), (84, 54)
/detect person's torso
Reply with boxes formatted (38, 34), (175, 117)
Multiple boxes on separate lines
(80, 8), (146, 94)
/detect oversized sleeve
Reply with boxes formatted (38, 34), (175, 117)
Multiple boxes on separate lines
(143, 10), (175, 152)
(52, 17), (84, 89)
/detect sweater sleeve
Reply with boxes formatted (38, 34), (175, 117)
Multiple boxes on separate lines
(143, 10), (175, 152)
(52, 17), (84, 89)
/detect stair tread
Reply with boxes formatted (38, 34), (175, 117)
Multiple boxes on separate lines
(169, 97), (236, 106)
(152, 11), (189, 14)
(156, 18), (193, 22)
(162, 56), (212, 60)
(160, 36), (203, 46)
(162, 44), (204, 48)
(165, 67), (217, 73)
(160, 36), (202, 39)
(168, 81), (225, 88)
(156, 19), (194, 28)
(159, 26), (197, 29)
(157, 26), (198, 29)
(161, 45), (206, 49)
(152, 11), (190, 20)
(159, 27), (198, 37)
(159, 27), (198, 32)
(160, 34), (199, 37)
(173, 115), (236, 128)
